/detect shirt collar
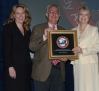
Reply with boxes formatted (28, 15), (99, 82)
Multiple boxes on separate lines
(48, 22), (57, 30)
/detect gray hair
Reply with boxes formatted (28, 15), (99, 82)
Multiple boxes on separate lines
(78, 6), (90, 17)
(46, 4), (60, 13)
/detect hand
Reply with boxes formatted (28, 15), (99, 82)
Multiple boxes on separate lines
(59, 58), (68, 62)
(9, 67), (16, 79)
(44, 27), (53, 38)
(72, 47), (83, 53)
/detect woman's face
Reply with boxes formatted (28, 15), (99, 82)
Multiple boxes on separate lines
(14, 7), (25, 24)
(78, 9), (90, 24)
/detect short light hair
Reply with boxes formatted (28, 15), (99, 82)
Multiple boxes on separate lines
(46, 4), (60, 13)
(78, 6), (90, 17)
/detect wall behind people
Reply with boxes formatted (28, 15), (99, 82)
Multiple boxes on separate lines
(19, 0), (99, 30)
(19, 0), (73, 30)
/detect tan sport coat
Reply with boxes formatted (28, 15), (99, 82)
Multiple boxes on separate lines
(71, 24), (99, 64)
(29, 23), (65, 82)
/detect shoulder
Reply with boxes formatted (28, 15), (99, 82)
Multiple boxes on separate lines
(3, 22), (17, 35)
(2, 23), (14, 35)
(88, 24), (98, 33)
(57, 25), (65, 30)
(33, 22), (47, 28)
(3, 22), (15, 30)
(3, 23), (12, 32)
(3, 23), (11, 28)
(89, 24), (98, 30)
(32, 23), (48, 33)
(27, 29), (31, 35)
(71, 26), (78, 30)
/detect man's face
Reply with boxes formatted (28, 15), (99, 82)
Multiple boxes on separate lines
(46, 6), (60, 24)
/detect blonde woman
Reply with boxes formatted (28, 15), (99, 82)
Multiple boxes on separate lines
(72, 6), (99, 91)
(2, 4), (31, 91)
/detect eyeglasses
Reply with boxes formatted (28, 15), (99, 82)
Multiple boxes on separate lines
(79, 13), (89, 17)
(48, 10), (59, 14)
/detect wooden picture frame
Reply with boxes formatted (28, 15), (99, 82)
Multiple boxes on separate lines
(48, 30), (78, 59)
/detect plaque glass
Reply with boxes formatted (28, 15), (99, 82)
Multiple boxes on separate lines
(48, 30), (78, 59)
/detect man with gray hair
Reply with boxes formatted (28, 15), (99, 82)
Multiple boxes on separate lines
(29, 4), (67, 91)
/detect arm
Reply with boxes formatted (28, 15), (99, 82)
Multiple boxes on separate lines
(29, 25), (47, 52)
(2, 25), (13, 68)
(82, 27), (99, 55)
(72, 27), (99, 56)
(2, 25), (16, 78)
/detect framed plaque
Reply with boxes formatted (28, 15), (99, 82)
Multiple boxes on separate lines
(48, 30), (78, 59)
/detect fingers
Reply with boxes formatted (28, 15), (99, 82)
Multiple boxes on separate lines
(9, 67), (16, 79)
(59, 58), (68, 62)
(72, 47), (82, 53)
(44, 27), (53, 38)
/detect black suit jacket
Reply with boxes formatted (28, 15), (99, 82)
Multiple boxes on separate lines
(2, 22), (31, 68)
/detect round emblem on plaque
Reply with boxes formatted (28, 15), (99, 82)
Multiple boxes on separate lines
(56, 36), (69, 48)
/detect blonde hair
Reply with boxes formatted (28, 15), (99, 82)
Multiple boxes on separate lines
(4, 4), (31, 31)
(78, 6), (90, 17)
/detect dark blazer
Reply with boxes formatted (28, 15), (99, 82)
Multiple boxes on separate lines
(2, 22), (31, 68)
(29, 22), (65, 82)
